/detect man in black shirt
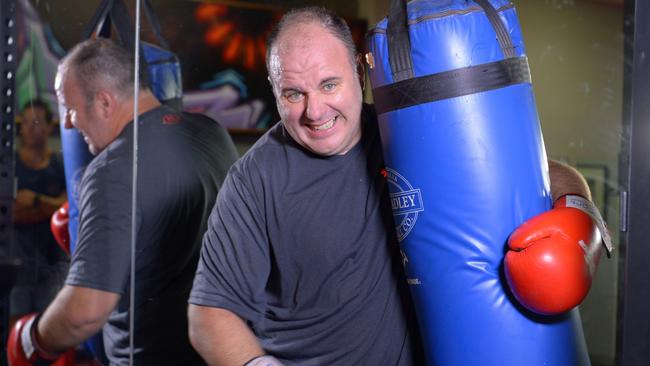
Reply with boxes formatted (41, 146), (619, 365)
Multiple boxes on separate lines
(7, 38), (238, 365)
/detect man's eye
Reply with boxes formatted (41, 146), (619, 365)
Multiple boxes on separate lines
(284, 91), (303, 103)
(323, 83), (337, 92)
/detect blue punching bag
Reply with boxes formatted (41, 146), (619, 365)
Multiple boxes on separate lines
(366, 1), (590, 365)
(58, 112), (93, 255)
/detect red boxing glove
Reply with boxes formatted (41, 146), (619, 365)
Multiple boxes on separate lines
(504, 195), (612, 315)
(6, 313), (74, 366)
(50, 201), (70, 256)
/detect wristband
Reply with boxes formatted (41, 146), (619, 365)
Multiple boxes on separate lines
(20, 314), (62, 361)
(244, 355), (285, 366)
(559, 194), (614, 254)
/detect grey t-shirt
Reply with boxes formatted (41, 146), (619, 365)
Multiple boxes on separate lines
(190, 105), (421, 365)
(66, 106), (239, 365)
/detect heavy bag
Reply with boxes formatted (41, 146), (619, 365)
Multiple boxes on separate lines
(366, 1), (590, 365)
(57, 109), (108, 364)
(58, 119), (92, 255)
(84, 0), (183, 109)
(61, 0), (183, 253)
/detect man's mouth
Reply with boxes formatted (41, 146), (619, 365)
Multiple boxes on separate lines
(310, 116), (337, 131)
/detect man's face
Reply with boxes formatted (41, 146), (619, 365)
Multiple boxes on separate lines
(269, 23), (363, 156)
(55, 69), (106, 155)
(19, 106), (52, 148)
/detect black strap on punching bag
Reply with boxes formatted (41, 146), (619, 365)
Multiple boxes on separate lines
(373, 57), (531, 115)
(377, 0), (530, 114)
(473, 0), (516, 58)
(82, 0), (151, 85)
(387, 0), (414, 82)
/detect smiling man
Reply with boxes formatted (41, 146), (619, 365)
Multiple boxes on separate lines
(266, 18), (363, 157)
(187, 7), (422, 366)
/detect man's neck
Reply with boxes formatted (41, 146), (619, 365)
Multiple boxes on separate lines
(113, 91), (162, 132)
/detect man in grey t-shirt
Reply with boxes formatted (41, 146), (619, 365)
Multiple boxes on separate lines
(188, 8), (419, 366)
(7, 38), (238, 365)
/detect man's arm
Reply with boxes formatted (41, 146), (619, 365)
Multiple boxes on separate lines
(548, 159), (590, 201)
(7, 285), (119, 364)
(37, 285), (119, 352)
(188, 305), (265, 366)
(13, 190), (67, 224)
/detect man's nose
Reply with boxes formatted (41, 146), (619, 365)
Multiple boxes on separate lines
(304, 93), (326, 121)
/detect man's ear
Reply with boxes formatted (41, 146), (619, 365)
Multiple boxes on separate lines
(95, 90), (114, 119)
(267, 75), (278, 97)
(356, 53), (366, 91)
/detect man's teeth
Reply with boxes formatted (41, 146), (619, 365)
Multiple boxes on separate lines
(313, 117), (336, 131)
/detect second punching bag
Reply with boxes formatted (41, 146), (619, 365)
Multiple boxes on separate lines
(366, 1), (590, 365)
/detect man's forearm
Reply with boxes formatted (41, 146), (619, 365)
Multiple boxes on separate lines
(188, 305), (265, 366)
(36, 192), (68, 217)
(37, 285), (118, 352)
(548, 159), (591, 201)
(13, 191), (67, 224)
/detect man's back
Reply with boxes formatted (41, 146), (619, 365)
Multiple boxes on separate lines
(67, 106), (238, 365)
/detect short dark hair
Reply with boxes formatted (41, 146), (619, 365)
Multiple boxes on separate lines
(265, 6), (357, 73)
(21, 98), (53, 123)
(59, 38), (149, 108)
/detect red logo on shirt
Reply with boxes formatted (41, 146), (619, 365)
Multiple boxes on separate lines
(162, 114), (181, 125)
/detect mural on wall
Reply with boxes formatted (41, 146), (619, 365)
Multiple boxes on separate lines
(167, 2), (281, 130)
(14, 0), (64, 115)
(160, 2), (368, 131)
(16, 0), (367, 132)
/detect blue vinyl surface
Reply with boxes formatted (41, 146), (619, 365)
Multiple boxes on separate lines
(367, 1), (590, 365)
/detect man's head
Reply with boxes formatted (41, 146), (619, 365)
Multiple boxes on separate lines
(266, 7), (364, 156)
(55, 38), (148, 155)
(19, 99), (54, 149)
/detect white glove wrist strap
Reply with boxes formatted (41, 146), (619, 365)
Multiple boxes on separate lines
(564, 194), (614, 253)
(20, 314), (61, 361)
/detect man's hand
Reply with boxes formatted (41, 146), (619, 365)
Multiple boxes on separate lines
(6, 313), (75, 366)
(504, 195), (612, 315)
(51, 201), (71, 256)
(14, 189), (38, 209)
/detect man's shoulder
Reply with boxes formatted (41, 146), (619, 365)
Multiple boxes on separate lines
(237, 123), (286, 162)
(225, 123), (290, 185)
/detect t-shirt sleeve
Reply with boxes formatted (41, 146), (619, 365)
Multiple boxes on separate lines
(189, 165), (270, 324)
(65, 158), (133, 294)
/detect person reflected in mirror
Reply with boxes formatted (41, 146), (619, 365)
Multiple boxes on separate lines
(6, 38), (239, 366)
(10, 99), (68, 331)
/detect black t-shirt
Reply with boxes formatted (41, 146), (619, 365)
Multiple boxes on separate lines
(66, 106), (239, 365)
(190, 105), (421, 365)
(14, 153), (67, 280)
